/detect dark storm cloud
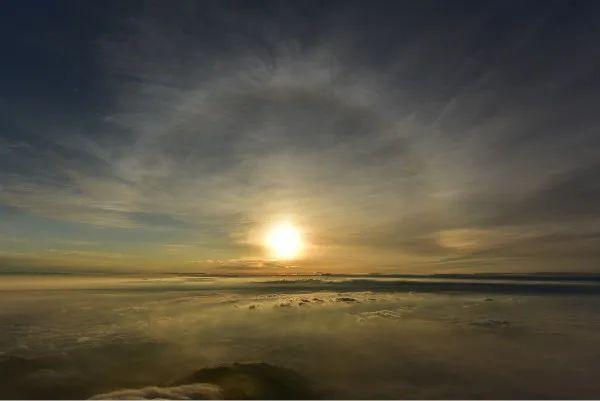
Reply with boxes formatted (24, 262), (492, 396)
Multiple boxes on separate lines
(1, 0), (600, 271)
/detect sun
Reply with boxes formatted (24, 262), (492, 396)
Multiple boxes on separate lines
(265, 222), (303, 260)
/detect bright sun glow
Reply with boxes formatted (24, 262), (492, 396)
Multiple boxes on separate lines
(265, 223), (303, 260)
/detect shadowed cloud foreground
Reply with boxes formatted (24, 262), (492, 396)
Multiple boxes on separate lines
(1, 274), (600, 399)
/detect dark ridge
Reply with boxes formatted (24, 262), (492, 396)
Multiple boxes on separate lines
(176, 362), (318, 399)
(358, 273), (600, 282)
(253, 279), (600, 295)
(162, 272), (600, 282)
(431, 273), (600, 282)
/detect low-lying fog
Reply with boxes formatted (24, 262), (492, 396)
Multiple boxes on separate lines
(1, 274), (600, 399)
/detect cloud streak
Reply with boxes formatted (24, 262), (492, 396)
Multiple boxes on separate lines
(2, 1), (600, 272)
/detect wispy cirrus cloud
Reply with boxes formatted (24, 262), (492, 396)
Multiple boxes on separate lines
(2, 1), (600, 272)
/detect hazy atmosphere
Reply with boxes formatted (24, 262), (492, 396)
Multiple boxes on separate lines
(2, 1), (600, 399)
(2, 0), (600, 274)
(2, 274), (600, 399)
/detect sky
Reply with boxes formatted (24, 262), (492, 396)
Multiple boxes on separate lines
(1, 0), (600, 273)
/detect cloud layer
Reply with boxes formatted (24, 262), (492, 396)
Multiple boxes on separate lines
(89, 383), (223, 400)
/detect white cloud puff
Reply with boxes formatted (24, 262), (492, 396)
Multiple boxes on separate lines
(89, 383), (223, 400)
